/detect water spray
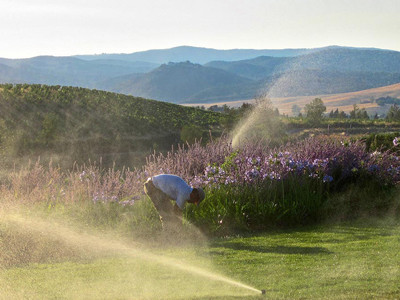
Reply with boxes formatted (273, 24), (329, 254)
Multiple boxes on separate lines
(3, 212), (263, 296)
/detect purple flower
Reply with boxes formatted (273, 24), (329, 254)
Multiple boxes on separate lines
(368, 165), (379, 172)
(323, 175), (334, 183)
(120, 199), (135, 206)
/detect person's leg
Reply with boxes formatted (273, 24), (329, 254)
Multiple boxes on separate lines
(144, 178), (164, 224)
(144, 178), (181, 228)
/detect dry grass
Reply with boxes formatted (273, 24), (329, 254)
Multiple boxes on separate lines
(186, 83), (400, 116)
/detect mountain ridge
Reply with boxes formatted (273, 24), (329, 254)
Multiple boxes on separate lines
(1, 46), (400, 104)
(74, 45), (390, 64)
(107, 61), (256, 103)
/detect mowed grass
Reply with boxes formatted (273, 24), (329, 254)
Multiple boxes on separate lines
(0, 258), (257, 300)
(209, 221), (400, 299)
(1, 216), (400, 299)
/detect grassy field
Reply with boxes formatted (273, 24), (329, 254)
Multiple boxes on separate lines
(186, 83), (400, 116)
(1, 211), (399, 299)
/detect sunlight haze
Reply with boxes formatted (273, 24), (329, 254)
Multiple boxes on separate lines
(0, 0), (399, 58)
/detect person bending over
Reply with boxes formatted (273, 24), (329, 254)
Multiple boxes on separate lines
(144, 174), (205, 228)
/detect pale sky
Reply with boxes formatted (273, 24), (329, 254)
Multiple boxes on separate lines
(1, 0), (399, 58)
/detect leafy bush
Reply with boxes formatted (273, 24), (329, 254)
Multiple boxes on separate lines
(185, 176), (327, 234)
(376, 96), (400, 106)
(364, 132), (400, 153)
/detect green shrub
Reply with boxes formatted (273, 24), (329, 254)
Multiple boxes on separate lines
(185, 176), (328, 235)
(364, 132), (400, 153)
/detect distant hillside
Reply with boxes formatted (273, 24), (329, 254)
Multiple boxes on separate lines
(0, 56), (158, 87)
(272, 83), (400, 116)
(106, 61), (259, 103)
(205, 56), (290, 80)
(207, 48), (400, 79)
(204, 48), (400, 100)
(1, 46), (400, 104)
(75, 45), (317, 64)
(288, 48), (400, 73)
(265, 69), (400, 97)
(111, 63), (400, 104)
(0, 84), (222, 167)
(202, 83), (400, 116)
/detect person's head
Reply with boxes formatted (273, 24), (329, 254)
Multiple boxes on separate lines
(188, 187), (205, 206)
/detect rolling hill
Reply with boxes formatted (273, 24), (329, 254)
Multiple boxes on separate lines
(106, 61), (400, 103)
(105, 61), (260, 103)
(74, 45), (317, 64)
(287, 48), (400, 73)
(264, 69), (400, 98)
(270, 82), (400, 116)
(205, 56), (289, 80)
(205, 47), (400, 79)
(89, 47), (400, 102)
(0, 56), (158, 88)
(0, 84), (222, 168)
(1, 46), (400, 104)
(188, 83), (400, 117)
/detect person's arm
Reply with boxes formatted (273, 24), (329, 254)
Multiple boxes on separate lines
(173, 203), (182, 216)
(176, 195), (185, 210)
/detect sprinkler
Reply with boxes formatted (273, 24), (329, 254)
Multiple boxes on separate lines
(261, 289), (266, 295)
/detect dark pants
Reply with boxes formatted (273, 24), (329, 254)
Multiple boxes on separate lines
(144, 178), (181, 228)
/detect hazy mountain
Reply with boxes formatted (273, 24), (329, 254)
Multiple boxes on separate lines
(75, 45), (318, 64)
(74, 45), (387, 65)
(106, 61), (257, 103)
(0, 56), (158, 87)
(205, 56), (291, 80)
(265, 70), (400, 97)
(105, 48), (400, 103)
(206, 48), (400, 80)
(286, 48), (400, 73)
(1, 46), (400, 104)
(0, 63), (19, 82)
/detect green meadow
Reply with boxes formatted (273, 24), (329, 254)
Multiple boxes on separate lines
(1, 211), (399, 299)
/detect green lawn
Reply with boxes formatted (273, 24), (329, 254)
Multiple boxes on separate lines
(208, 221), (400, 299)
(1, 217), (400, 299)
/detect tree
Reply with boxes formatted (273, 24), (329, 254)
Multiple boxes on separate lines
(386, 104), (400, 122)
(291, 104), (301, 116)
(338, 111), (348, 119)
(328, 109), (339, 118)
(350, 104), (370, 120)
(349, 104), (359, 119)
(304, 98), (326, 124)
(360, 109), (369, 120)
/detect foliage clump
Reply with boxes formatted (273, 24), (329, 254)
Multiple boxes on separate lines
(304, 98), (326, 124)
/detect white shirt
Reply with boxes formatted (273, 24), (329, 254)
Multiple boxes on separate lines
(151, 174), (193, 210)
